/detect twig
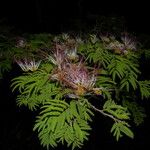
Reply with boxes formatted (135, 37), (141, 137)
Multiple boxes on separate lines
(89, 103), (121, 122)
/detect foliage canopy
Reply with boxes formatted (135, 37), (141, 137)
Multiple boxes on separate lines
(1, 32), (150, 149)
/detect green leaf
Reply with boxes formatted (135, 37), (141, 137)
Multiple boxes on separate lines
(139, 80), (150, 99)
(120, 124), (134, 138)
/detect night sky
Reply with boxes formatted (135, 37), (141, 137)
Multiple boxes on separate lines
(0, 0), (150, 33)
(0, 0), (150, 150)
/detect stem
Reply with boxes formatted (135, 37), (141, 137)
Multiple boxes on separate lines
(89, 103), (121, 122)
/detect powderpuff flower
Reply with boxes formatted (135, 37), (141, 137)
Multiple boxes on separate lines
(48, 45), (65, 69)
(51, 61), (102, 97)
(15, 58), (41, 72)
(121, 34), (136, 50)
(101, 33), (136, 54)
(65, 47), (79, 61)
(62, 63), (97, 95)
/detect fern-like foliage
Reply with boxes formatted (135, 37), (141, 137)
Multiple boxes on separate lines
(138, 80), (150, 99)
(77, 38), (113, 69)
(107, 56), (140, 81)
(87, 42), (112, 68)
(11, 70), (47, 95)
(103, 100), (134, 140)
(96, 69), (116, 99)
(143, 49), (150, 59)
(0, 57), (12, 79)
(8, 32), (150, 150)
(123, 100), (146, 126)
(11, 64), (59, 110)
(0, 39), (14, 79)
(103, 100), (130, 120)
(33, 99), (94, 149)
(111, 121), (134, 141)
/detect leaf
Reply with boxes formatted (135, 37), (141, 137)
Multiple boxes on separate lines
(123, 100), (146, 126)
(120, 124), (134, 138)
(73, 121), (84, 142)
(111, 122), (133, 141)
(139, 80), (150, 99)
(103, 100), (130, 120)
(33, 98), (92, 149)
(70, 101), (79, 118)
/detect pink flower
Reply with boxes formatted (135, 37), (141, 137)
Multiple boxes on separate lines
(15, 58), (41, 72)
(101, 33), (137, 54)
(60, 62), (97, 95)
(48, 43), (101, 96)
(48, 44), (65, 69)
(65, 47), (79, 61)
(121, 33), (136, 50)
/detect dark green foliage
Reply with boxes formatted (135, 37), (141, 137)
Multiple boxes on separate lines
(123, 100), (146, 126)
(78, 38), (112, 68)
(138, 80), (150, 99)
(0, 35), (14, 78)
(0, 57), (12, 79)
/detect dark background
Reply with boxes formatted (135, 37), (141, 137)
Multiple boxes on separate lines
(0, 0), (150, 150)
(0, 0), (150, 33)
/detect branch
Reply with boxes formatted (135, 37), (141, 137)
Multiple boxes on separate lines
(89, 103), (121, 122)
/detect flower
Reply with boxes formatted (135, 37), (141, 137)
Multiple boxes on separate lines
(121, 33), (136, 50)
(60, 62), (97, 96)
(48, 43), (101, 97)
(101, 33), (137, 54)
(15, 58), (41, 72)
(48, 44), (65, 69)
(65, 47), (79, 61)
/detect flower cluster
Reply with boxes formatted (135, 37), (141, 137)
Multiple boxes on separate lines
(47, 44), (65, 69)
(15, 58), (41, 72)
(65, 47), (79, 61)
(64, 63), (97, 95)
(52, 62), (98, 96)
(121, 33), (136, 50)
(101, 33), (136, 54)
(49, 43), (100, 97)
